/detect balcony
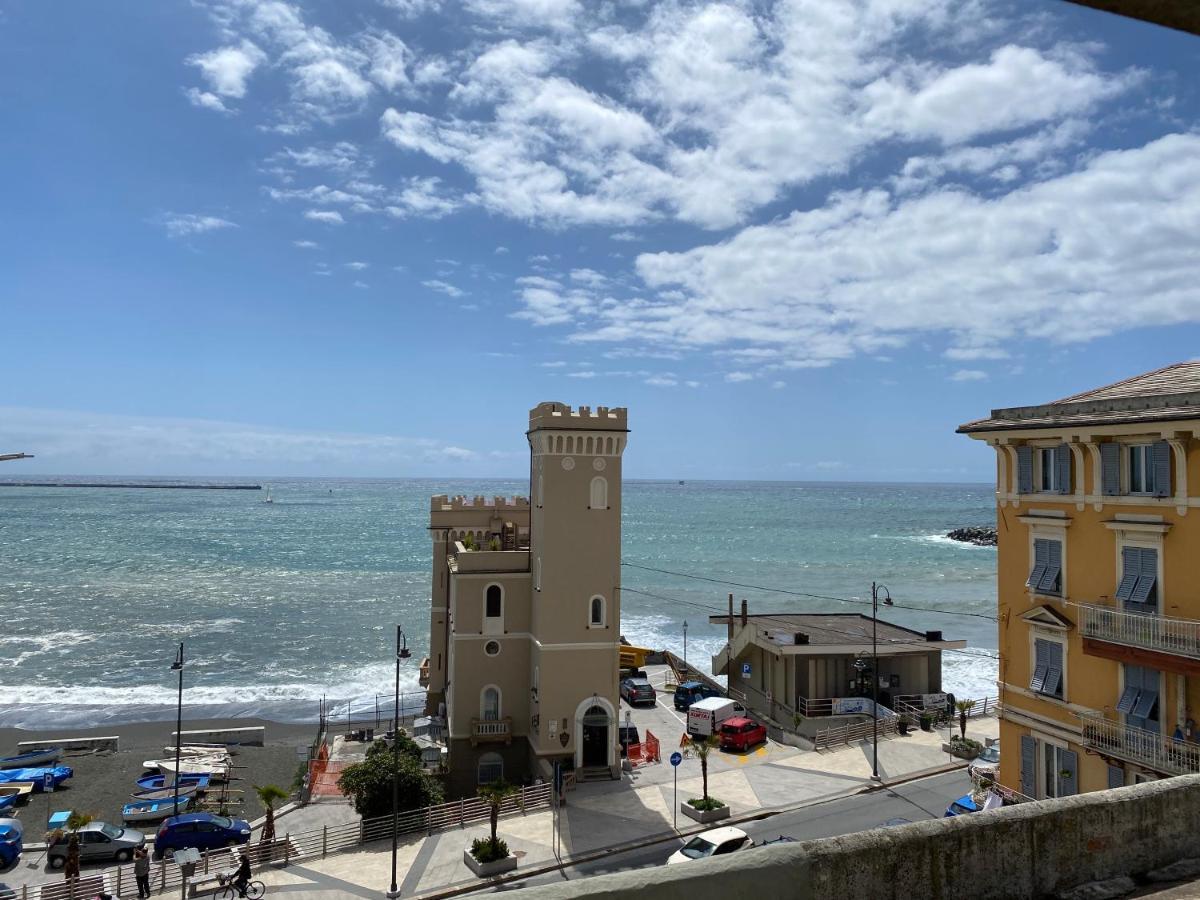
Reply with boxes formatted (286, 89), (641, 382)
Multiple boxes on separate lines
(470, 716), (512, 746)
(1078, 602), (1200, 664)
(1079, 711), (1200, 776)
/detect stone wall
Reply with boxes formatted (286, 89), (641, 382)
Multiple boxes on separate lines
(516, 776), (1200, 900)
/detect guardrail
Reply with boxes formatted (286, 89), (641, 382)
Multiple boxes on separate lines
(813, 714), (900, 750)
(1079, 602), (1200, 661)
(1079, 711), (1200, 777)
(16, 782), (554, 899)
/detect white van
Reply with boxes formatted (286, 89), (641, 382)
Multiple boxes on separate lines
(687, 697), (738, 738)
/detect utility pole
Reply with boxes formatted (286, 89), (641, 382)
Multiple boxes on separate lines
(870, 583), (893, 783)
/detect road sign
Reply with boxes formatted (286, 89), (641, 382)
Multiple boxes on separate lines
(43, 772), (54, 793)
(670, 751), (682, 767)
(741, 662), (751, 677)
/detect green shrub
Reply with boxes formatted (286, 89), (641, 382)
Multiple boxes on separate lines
(336, 748), (443, 819)
(470, 837), (510, 863)
(687, 797), (726, 812)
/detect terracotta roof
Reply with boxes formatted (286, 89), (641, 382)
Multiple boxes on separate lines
(958, 362), (1200, 434)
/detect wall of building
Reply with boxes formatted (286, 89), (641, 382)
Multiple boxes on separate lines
(514, 776), (1200, 900)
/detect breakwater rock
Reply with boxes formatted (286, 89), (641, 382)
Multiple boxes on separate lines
(947, 526), (997, 546)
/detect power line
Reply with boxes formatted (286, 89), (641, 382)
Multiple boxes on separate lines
(621, 561), (999, 622)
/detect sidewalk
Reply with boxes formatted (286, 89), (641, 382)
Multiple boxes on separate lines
(250, 713), (997, 898)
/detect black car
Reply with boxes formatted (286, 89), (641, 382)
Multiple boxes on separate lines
(618, 723), (640, 758)
(620, 676), (656, 706)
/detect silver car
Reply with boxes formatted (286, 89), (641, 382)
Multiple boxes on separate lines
(48, 822), (145, 869)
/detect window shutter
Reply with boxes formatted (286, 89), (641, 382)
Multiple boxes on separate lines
(1116, 684), (1139, 714)
(1020, 734), (1036, 798)
(1059, 749), (1078, 797)
(1115, 548), (1138, 602)
(1100, 442), (1120, 496)
(1027, 539), (1048, 590)
(1038, 540), (1062, 595)
(1017, 446), (1033, 494)
(1130, 549), (1157, 607)
(1056, 444), (1072, 494)
(1107, 765), (1124, 789)
(1151, 441), (1171, 498)
(1043, 640), (1063, 697)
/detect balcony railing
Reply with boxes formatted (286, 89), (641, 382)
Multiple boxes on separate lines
(1079, 711), (1200, 776)
(1078, 602), (1200, 660)
(470, 716), (512, 746)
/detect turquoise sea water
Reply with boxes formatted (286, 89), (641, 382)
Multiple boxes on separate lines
(0, 478), (998, 727)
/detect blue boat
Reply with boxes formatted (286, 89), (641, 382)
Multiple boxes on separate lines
(0, 748), (62, 769)
(122, 796), (190, 824)
(135, 773), (210, 792)
(0, 767), (72, 791)
(0, 795), (15, 813)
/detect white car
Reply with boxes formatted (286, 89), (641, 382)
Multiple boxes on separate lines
(968, 743), (1000, 781)
(666, 826), (753, 865)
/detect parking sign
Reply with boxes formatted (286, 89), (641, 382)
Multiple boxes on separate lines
(43, 771), (54, 793)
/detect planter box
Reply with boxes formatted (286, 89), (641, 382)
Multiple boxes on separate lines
(680, 802), (731, 824)
(943, 742), (981, 760)
(463, 849), (518, 878)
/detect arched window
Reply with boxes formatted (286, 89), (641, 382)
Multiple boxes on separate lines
(486, 584), (502, 619)
(478, 752), (503, 785)
(586, 436), (593, 454)
(537, 469), (544, 509)
(590, 595), (605, 627)
(481, 686), (501, 721)
(590, 476), (608, 510)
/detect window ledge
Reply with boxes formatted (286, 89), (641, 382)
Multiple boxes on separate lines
(1027, 590), (1064, 603)
(1018, 514), (1072, 527)
(1102, 520), (1172, 534)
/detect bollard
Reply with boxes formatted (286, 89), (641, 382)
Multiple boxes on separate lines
(204, 849), (210, 873)
(117, 864), (124, 895)
(459, 798), (465, 827)
(161, 855), (168, 890)
(322, 824), (328, 858)
(284, 832), (290, 867)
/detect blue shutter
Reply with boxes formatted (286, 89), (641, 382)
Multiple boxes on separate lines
(1038, 540), (1062, 595)
(1107, 765), (1124, 789)
(1131, 549), (1157, 607)
(1132, 686), (1158, 719)
(1028, 539), (1048, 590)
(1151, 441), (1171, 498)
(1018, 446), (1033, 494)
(1056, 444), (1072, 494)
(1020, 734), (1036, 798)
(1100, 442), (1120, 495)
(1116, 684), (1139, 714)
(1059, 748), (1078, 797)
(1115, 548), (1138, 602)
(1043, 640), (1063, 697)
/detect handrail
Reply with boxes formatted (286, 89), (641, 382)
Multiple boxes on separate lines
(1078, 602), (1200, 660)
(1079, 710), (1200, 777)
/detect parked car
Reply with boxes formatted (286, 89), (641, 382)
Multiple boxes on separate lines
(153, 813), (251, 859)
(673, 681), (719, 711)
(718, 716), (768, 752)
(48, 822), (145, 869)
(667, 826), (754, 864)
(968, 743), (1000, 781)
(944, 793), (979, 817)
(0, 819), (22, 868)
(618, 723), (640, 758)
(620, 676), (657, 706)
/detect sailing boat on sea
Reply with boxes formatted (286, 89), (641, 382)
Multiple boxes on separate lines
(263, 486), (273, 504)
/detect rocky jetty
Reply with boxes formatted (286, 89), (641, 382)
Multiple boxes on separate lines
(947, 526), (997, 546)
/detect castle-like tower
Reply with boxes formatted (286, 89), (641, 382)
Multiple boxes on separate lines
(425, 402), (628, 795)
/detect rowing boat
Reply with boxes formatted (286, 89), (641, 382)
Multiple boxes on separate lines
(0, 748), (62, 769)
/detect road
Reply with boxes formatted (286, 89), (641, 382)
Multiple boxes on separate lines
(482, 770), (971, 891)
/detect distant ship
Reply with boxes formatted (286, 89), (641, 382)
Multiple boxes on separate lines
(264, 487), (273, 504)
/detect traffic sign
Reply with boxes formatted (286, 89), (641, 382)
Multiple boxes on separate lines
(42, 772), (54, 793)
(670, 751), (682, 767)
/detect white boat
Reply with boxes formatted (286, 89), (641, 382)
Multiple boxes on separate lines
(122, 796), (190, 823)
(162, 746), (231, 760)
(264, 486), (273, 504)
(0, 783), (34, 800)
(146, 758), (229, 780)
(0, 748), (62, 769)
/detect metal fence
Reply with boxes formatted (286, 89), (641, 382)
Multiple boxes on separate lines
(15, 782), (553, 900)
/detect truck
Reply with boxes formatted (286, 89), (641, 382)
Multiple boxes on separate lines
(687, 696), (739, 738)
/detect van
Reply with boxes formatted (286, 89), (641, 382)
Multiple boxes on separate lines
(687, 697), (738, 738)
(673, 681), (719, 711)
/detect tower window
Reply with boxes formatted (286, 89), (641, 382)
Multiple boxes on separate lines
(590, 476), (608, 510)
(590, 596), (605, 627)
(486, 584), (502, 619)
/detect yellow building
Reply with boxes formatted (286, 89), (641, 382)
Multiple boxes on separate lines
(959, 363), (1200, 799)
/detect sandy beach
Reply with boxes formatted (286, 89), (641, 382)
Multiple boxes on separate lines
(0, 717), (318, 835)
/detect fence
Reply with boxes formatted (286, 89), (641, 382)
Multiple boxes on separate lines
(17, 782), (553, 900)
(814, 696), (999, 751)
(626, 730), (662, 767)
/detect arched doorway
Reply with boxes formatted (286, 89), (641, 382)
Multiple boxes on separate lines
(581, 705), (609, 768)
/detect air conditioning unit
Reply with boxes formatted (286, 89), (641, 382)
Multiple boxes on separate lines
(793, 632), (809, 645)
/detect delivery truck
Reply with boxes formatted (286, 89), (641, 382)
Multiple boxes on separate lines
(687, 696), (739, 738)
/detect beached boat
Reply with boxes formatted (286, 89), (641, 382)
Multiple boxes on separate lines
(0, 783), (35, 801)
(0, 795), (15, 813)
(146, 758), (228, 780)
(131, 784), (200, 802)
(136, 774), (211, 792)
(0, 748), (62, 769)
(162, 746), (231, 760)
(0, 766), (72, 790)
(122, 796), (190, 823)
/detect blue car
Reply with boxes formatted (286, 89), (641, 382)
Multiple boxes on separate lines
(674, 681), (719, 711)
(153, 813), (251, 859)
(944, 793), (979, 817)
(0, 819), (23, 867)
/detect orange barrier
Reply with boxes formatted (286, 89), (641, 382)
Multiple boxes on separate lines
(644, 730), (661, 763)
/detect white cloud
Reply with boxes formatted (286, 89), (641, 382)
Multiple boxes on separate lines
(187, 41), (266, 98)
(159, 213), (237, 238)
(566, 370), (596, 378)
(385, 176), (464, 219)
(495, 246), (509, 254)
(354, 280), (370, 288)
(644, 374), (677, 387)
(464, 0), (580, 31)
(276, 142), (365, 173)
(540, 361), (566, 367)
(725, 371), (754, 383)
(950, 369), (989, 381)
(346, 261), (369, 270)
(362, 29), (411, 92)
(183, 87), (232, 114)
(610, 231), (637, 242)
(304, 209), (345, 224)
(771, 380), (786, 389)
(422, 279), (465, 297)
(293, 239), (319, 248)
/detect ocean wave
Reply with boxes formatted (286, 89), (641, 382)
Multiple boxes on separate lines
(873, 533), (996, 549)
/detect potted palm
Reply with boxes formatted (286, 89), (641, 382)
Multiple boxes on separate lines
(465, 780), (519, 877)
(681, 735), (729, 824)
(955, 699), (976, 740)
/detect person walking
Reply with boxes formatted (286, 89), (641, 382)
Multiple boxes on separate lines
(134, 846), (151, 899)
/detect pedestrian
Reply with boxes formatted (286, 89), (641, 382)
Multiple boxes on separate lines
(134, 846), (151, 898)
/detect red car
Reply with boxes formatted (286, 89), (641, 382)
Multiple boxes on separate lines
(718, 716), (767, 752)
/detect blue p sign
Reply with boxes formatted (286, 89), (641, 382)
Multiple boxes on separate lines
(43, 772), (54, 793)
(670, 751), (683, 767)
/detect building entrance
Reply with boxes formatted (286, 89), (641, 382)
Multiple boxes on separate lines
(581, 706), (610, 768)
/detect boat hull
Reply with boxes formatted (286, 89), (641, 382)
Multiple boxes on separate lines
(136, 774), (211, 792)
(122, 797), (190, 823)
(0, 749), (63, 769)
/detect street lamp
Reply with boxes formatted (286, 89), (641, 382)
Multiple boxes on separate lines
(869, 582), (894, 782)
(170, 644), (185, 814)
(387, 625), (412, 899)
(682, 620), (689, 673)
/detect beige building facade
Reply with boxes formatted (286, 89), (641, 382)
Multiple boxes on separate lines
(425, 402), (628, 795)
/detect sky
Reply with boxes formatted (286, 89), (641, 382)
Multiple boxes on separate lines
(2, 0), (1199, 480)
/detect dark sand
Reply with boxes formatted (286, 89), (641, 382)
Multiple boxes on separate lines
(0, 718), (317, 834)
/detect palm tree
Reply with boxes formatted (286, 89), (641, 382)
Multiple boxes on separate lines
(476, 780), (517, 857)
(690, 735), (719, 806)
(955, 699), (976, 740)
(63, 811), (94, 880)
(254, 784), (289, 844)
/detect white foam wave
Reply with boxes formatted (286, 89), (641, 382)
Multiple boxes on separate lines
(940, 651), (999, 700)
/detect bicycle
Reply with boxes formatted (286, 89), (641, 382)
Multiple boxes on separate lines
(212, 871), (265, 899)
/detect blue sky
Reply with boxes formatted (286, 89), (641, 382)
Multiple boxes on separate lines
(2, 0), (1198, 480)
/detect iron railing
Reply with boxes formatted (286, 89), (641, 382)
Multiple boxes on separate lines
(1079, 711), (1200, 776)
(470, 716), (512, 745)
(1078, 602), (1200, 661)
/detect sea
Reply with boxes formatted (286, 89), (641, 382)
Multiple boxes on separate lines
(0, 478), (998, 729)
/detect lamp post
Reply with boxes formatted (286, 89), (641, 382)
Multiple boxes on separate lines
(682, 620), (689, 673)
(387, 626), (412, 899)
(870, 582), (893, 782)
(170, 643), (185, 814)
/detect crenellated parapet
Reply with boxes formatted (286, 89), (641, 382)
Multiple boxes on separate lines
(528, 402), (628, 432)
(430, 495), (530, 512)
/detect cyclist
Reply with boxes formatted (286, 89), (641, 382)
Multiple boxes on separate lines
(232, 851), (252, 897)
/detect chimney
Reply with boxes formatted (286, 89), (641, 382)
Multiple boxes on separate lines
(925, 630), (943, 642)
(727, 593), (734, 642)
(740, 597), (748, 627)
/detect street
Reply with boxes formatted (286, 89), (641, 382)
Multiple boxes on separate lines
(479, 769), (971, 890)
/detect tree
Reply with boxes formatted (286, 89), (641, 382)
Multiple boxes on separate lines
(337, 746), (443, 819)
(956, 699), (976, 740)
(690, 735), (719, 805)
(474, 780), (518, 861)
(254, 784), (289, 844)
(63, 811), (93, 880)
